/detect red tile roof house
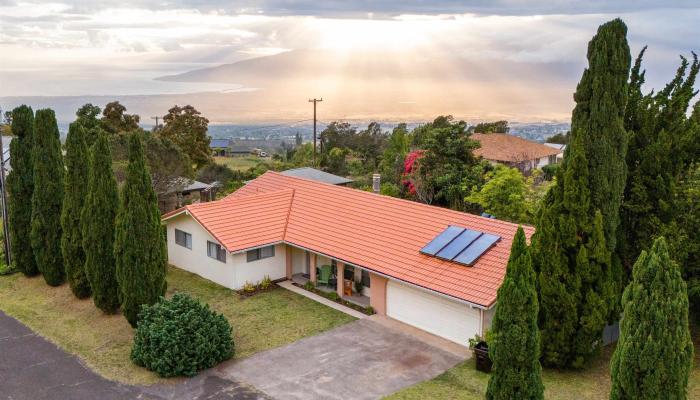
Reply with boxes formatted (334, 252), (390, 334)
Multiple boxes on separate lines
(472, 133), (562, 174)
(162, 171), (533, 346)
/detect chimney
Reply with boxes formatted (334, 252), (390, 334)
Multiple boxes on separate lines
(372, 173), (381, 194)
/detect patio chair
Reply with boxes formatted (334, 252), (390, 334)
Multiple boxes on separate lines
(317, 265), (332, 286)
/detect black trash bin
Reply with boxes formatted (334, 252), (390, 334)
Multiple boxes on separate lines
(473, 341), (492, 373)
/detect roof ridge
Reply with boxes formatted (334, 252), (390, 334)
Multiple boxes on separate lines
(259, 171), (530, 230)
(282, 188), (295, 240)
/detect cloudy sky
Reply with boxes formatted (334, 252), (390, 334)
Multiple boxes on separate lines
(1, 1), (699, 121)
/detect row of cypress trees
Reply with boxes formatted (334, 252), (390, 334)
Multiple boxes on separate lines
(6, 105), (166, 327)
(486, 17), (695, 399)
(487, 231), (694, 399)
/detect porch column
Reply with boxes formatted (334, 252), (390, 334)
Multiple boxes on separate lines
(285, 246), (293, 280)
(369, 273), (388, 315)
(309, 253), (317, 283)
(336, 261), (345, 298)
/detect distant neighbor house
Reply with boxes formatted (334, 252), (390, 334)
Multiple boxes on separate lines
(280, 167), (352, 186)
(158, 178), (219, 214)
(162, 171), (532, 346)
(210, 139), (230, 156)
(471, 133), (562, 173)
(209, 138), (287, 157)
(544, 143), (566, 163)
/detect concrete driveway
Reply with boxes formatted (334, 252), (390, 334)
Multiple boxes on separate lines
(219, 318), (467, 400)
(0, 311), (268, 400)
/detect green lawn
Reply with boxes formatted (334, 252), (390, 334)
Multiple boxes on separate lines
(386, 331), (700, 400)
(214, 156), (269, 171)
(0, 266), (354, 385)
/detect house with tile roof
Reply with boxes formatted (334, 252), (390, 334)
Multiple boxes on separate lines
(472, 133), (562, 173)
(162, 171), (532, 346)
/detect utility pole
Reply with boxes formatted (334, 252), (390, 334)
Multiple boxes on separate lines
(308, 98), (322, 166)
(151, 116), (160, 131)
(0, 108), (11, 266)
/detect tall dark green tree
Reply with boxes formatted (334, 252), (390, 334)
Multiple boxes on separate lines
(610, 237), (694, 400)
(61, 123), (91, 298)
(30, 109), (65, 286)
(75, 103), (102, 146)
(619, 52), (699, 271)
(82, 133), (120, 313)
(533, 19), (631, 368)
(115, 133), (167, 326)
(573, 18), (630, 253)
(486, 227), (543, 400)
(159, 105), (211, 169)
(533, 133), (613, 368)
(6, 105), (38, 276)
(414, 115), (480, 210)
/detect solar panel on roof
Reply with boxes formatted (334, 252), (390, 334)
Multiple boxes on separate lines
(436, 229), (482, 260)
(454, 233), (501, 266)
(420, 226), (464, 255)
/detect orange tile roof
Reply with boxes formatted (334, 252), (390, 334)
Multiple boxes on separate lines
(163, 189), (293, 252)
(472, 133), (561, 163)
(164, 171), (534, 307)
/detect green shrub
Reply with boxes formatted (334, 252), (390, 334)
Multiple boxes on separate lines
(325, 291), (340, 301)
(131, 293), (233, 377)
(242, 281), (256, 293)
(541, 163), (559, 181)
(303, 280), (316, 291)
(260, 275), (272, 290)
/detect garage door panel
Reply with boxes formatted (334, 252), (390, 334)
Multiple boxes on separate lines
(386, 281), (479, 346)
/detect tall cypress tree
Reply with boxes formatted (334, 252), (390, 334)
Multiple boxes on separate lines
(610, 237), (694, 400)
(6, 105), (38, 276)
(533, 19), (631, 368)
(486, 227), (543, 400)
(534, 133), (612, 368)
(82, 133), (120, 313)
(619, 52), (699, 270)
(115, 133), (167, 326)
(573, 18), (630, 252)
(30, 109), (64, 286)
(61, 123), (91, 298)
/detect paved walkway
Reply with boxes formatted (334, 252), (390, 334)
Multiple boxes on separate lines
(219, 318), (467, 400)
(278, 280), (368, 319)
(0, 311), (268, 400)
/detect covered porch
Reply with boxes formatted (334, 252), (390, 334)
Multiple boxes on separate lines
(286, 246), (371, 308)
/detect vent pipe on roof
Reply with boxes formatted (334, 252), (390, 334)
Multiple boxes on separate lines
(372, 173), (381, 194)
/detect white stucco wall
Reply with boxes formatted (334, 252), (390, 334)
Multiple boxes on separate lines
(166, 214), (236, 288)
(482, 306), (495, 335)
(232, 244), (286, 289)
(165, 213), (285, 290)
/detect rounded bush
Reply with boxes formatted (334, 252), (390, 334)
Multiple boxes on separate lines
(131, 293), (234, 377)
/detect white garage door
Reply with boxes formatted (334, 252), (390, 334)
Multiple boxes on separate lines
(386, 280), (480, 346)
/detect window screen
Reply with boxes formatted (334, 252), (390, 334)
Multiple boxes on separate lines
(207, 241), (226, 263)
(175, 229), (192, 249)
(246, 245), (275, 262)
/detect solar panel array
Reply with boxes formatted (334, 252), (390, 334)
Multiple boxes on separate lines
(420, 226), (501, 266)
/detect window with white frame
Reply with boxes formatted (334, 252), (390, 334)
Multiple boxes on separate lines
(175, 229), (192, 249)
(207, 241), (226, 263)
(246, 245), (275, 262)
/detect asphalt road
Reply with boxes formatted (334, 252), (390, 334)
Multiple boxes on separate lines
(0, 311), (268, 400)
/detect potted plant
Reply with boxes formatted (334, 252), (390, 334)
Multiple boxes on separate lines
(468, 333), (492, 373)
(354, 280), (363, 294)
